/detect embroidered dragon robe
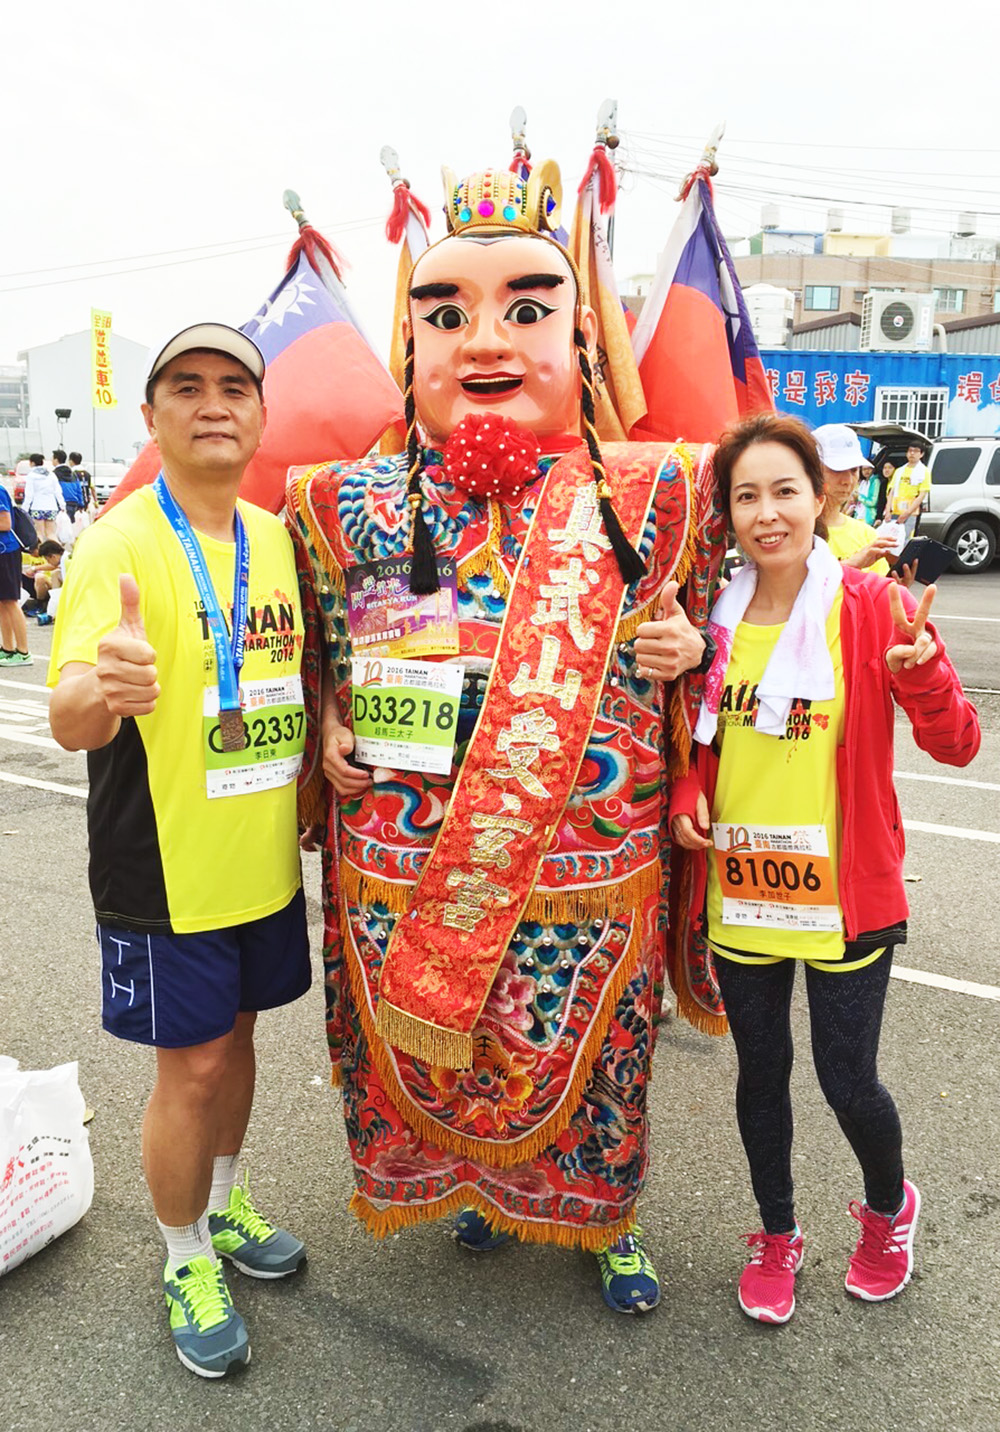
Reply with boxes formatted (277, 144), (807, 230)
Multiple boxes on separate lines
(289, 441), (724, 1248)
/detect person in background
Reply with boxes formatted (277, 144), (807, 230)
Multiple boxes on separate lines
(877, 459), (896, 526)
(855, 455), (879, 526)
(0, 475), (32, 665)
(22, 539), (65, 620)
(23, 454), (65, 541)
(669, 412), (980, 1326)
(884, 442), (931, 541)
(68, 451), (95, 520)
(813, 424), (894, 576)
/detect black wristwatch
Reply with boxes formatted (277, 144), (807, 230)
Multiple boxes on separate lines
(695, 630), (717, 675)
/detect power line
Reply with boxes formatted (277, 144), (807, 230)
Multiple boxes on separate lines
(0, 216), (385, 295)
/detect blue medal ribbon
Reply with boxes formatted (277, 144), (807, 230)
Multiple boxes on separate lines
(153, 473), (249, 723)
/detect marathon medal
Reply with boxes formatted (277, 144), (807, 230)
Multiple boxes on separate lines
(153, 473), (250, 762)
(217, 707), (247, 753)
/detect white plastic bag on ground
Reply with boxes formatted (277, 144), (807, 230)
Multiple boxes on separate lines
(0, 1057), (95, 1277)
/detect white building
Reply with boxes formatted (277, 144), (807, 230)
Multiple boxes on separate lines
(18, 329), (148, 464)
(744, 283), (796, 348)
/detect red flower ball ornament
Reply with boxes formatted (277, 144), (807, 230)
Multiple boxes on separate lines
(440, 415), (541, 502)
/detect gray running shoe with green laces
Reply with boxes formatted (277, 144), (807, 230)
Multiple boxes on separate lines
(163, 1256), (250, 1379)
(595, 1226), (661, 1314)
(208, 1175), (305, 1279)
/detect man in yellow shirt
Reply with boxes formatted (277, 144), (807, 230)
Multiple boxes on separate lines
(884, 441), (932, 541)
(48, 324), (310, 1379)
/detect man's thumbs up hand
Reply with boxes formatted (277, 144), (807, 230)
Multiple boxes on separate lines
(656, 579), (681, 621)
(95, 573), (160, 716)
(634, 578), (706, 683)
(117, 573), (147, 639)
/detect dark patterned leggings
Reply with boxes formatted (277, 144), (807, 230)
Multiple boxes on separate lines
(713, 947), (904, 1233)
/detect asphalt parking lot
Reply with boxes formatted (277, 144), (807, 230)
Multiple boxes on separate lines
(1, 568), (998, 1432)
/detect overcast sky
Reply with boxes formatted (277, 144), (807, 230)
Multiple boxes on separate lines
(5, 0), (997, 370)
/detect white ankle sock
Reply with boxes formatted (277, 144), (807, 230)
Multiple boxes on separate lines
(208, 1153), (240, 1213)
(157, 1215), (215, 1269)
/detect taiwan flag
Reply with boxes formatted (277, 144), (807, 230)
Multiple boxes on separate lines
(631, 171), (772, 444)
(103, 230), (404, 515)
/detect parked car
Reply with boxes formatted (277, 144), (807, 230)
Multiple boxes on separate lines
(92, 462), (128, 505)
(851, 423), (1000, 574)
(13, 458), (29, 504)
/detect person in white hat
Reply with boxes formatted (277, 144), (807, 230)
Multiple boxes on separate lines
(813, 423), (895, 576)
(47, 323), (310, 1379)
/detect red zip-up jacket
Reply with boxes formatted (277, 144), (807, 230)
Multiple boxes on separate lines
(669, 567), (981, 942)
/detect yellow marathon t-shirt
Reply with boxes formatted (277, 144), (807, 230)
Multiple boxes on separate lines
(826, 515), (890, 577)
(890, 462), (932, 515)
(49, 485), (305, 934)
(707, 590), (848, 963)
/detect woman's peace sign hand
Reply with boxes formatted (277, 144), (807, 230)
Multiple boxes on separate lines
(886, 582), (938, 673)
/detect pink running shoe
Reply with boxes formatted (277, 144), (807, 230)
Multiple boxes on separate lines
(738, 1229), (804, 1324)
(845, 1178), (921, 1302)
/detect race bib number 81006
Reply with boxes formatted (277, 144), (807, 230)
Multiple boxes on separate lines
(712, 822), (842, 933)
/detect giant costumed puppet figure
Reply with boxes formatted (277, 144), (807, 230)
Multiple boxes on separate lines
(288, 162), (726, 1312)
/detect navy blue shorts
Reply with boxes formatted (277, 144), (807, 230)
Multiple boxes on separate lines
(0, 549), (21, 602)
(98, 888), (311, 1048)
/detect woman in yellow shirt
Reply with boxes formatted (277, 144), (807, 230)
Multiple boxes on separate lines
(670, 413), (979, 1328)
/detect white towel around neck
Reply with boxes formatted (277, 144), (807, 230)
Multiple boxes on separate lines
(694, 537), (843, 743)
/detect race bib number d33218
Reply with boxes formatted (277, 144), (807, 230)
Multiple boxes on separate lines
(712, 822), (841, 933)
(202, 675), (305, 799)
(350, 656), (463, 776)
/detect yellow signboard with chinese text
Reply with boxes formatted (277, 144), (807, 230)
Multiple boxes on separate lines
(91, 309), (117, 409)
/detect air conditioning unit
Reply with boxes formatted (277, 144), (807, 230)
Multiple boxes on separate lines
(860, 292), (935, 352)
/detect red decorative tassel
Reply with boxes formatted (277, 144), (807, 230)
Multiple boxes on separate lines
(577, 146), (617, 214)
(286, 225), (346, 281)
(386, 185), (432, 245)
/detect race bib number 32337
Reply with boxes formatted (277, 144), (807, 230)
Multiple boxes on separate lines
(203, 676), (305, 799)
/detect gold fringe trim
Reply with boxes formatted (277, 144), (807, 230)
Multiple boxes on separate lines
(297, 768), (327, 834)
(614, 594), (659, 643)
(341, 860), (661, 926)
(293, 470), (347, 598)
(343, 908), (644, 1169)
(524, 862), (661, 925)
(667, 681), (693, 783)
(330, 1062), (343, 1089)
(456, 498), (511, 597)
(348, 1185), (639, 1252)
(374, 999), (473, 1071)
(341, 862), (414, 913)
(669, 856), (728, 1037)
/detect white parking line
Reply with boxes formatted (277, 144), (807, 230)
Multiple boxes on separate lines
(896, 770), (1000, 793)
(892, 965), (1000, 1002)
(0, 725), (60, 750)
(0, 677), (49, 693)
(905, 819), (1000, 844)
(0, 770), (86, 798)
(933, 615), (1000, 623)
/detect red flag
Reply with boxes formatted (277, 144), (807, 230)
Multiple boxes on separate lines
(104, 228), (404, 516)
(631, 171), (772, 445)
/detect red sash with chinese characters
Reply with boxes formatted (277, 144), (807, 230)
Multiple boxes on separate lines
(375, 446), (661, 1069)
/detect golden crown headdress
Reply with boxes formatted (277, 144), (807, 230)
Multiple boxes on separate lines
(442, 160), (563, 239)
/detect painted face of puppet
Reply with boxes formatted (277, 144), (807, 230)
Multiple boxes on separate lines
(405, 234), (597, 445)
